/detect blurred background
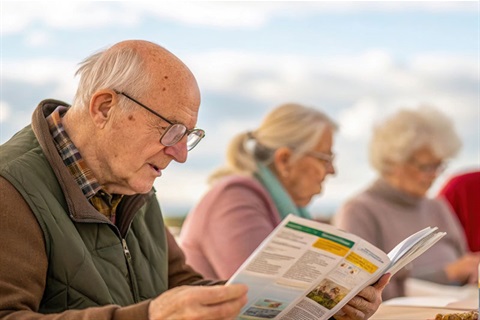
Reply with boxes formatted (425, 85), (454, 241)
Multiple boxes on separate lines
(1, 1), (479, 224)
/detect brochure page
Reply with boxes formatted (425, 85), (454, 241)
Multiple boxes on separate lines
(227, 215), (390, 320)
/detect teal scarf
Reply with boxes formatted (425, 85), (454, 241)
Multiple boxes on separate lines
(254, 163), (311, 220)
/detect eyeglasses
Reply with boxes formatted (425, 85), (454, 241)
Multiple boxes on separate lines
(114, 90), (205, 151)
(306, 151), (335, 165)
(409, 159), (446, 174)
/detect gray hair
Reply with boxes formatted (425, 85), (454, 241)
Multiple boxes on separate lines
(369, 106), (462, 174)
(72, 45), (152, 111)
(209, 103), (338, 183)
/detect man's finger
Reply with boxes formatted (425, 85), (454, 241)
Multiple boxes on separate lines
(201, 284), (248, 306)
(340, 302), (366, 320)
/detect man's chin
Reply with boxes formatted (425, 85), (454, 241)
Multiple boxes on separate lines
(134, 185), (155, 195)
(123, 181), (156, 195)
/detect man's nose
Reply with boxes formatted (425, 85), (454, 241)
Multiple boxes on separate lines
(163, 141), (188, 163)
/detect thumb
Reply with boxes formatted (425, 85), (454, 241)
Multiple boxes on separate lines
(374, 273), (391, 291)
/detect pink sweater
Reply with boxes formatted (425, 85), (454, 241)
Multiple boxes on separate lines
(179, 175), (281, 280)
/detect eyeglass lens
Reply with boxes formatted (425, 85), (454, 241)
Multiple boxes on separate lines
(161, 124), (186, 146)
(187, 130), (205, 150)
(160, 124), (205, 151)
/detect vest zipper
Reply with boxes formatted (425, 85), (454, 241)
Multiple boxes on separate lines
(122, 238), (140, 302)
(122, 238), (132, 261)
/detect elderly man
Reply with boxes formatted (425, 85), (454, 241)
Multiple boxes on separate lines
(0, 40), (389, 320)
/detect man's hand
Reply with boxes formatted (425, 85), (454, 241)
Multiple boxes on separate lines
(148, 284), (248, 320)
(334, 273), (391, 320)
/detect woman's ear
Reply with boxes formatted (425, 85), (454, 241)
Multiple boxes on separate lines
(273, 147), (293, 179)
(89, 89), (117, 129)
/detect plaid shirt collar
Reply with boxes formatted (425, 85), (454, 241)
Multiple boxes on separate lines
(46, 106), (122, 223)
(46, 106), (101, 199)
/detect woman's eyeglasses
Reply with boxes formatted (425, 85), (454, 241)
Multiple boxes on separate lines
(409, 159), (446, 174)
(306, 151), (335, 165)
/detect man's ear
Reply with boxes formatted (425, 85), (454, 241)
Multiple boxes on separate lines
(89, 90), (117, 129)
(273, 147), (292, 179)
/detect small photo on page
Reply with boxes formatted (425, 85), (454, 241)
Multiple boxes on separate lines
(306, 278), (350, 310)
(239, 298), (287, 319)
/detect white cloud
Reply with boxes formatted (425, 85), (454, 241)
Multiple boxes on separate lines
(1, 1), (475, 35)
(0, 107), (33, 143)
(412, 53), (478, 78)
(187, 50), (478, 113)
(338, 98), (379, 140)
(24, 30), (52, 47)
(2, 58), (78, 86)
(144, 2), (269, 28)
(193, 117), (260, 160)
(0, 101), (11, 123)
(0, 2), (138, 36)
(0, 2), (32, 34)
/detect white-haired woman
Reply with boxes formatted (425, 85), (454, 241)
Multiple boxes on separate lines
(180, 103), (390, 320)
(334, 106), (480, 301)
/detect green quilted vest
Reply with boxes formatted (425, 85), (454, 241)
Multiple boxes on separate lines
(0, 124), (169, 313)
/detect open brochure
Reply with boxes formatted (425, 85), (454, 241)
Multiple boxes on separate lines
(226, 214), (446, 320)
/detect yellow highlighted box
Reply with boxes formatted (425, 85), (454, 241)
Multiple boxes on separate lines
(346, 252), (379, 274)
(313, 238), (350, 257)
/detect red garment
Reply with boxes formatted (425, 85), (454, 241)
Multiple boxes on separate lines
(438, 170), (480, 252)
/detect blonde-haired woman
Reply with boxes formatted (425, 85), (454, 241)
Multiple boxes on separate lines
(334, 106), (480, 301)
(181, 103), (337, 279)
(180, 103), (390, 320)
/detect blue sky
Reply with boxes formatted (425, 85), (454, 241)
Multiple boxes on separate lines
(1, 1), (479, 218)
